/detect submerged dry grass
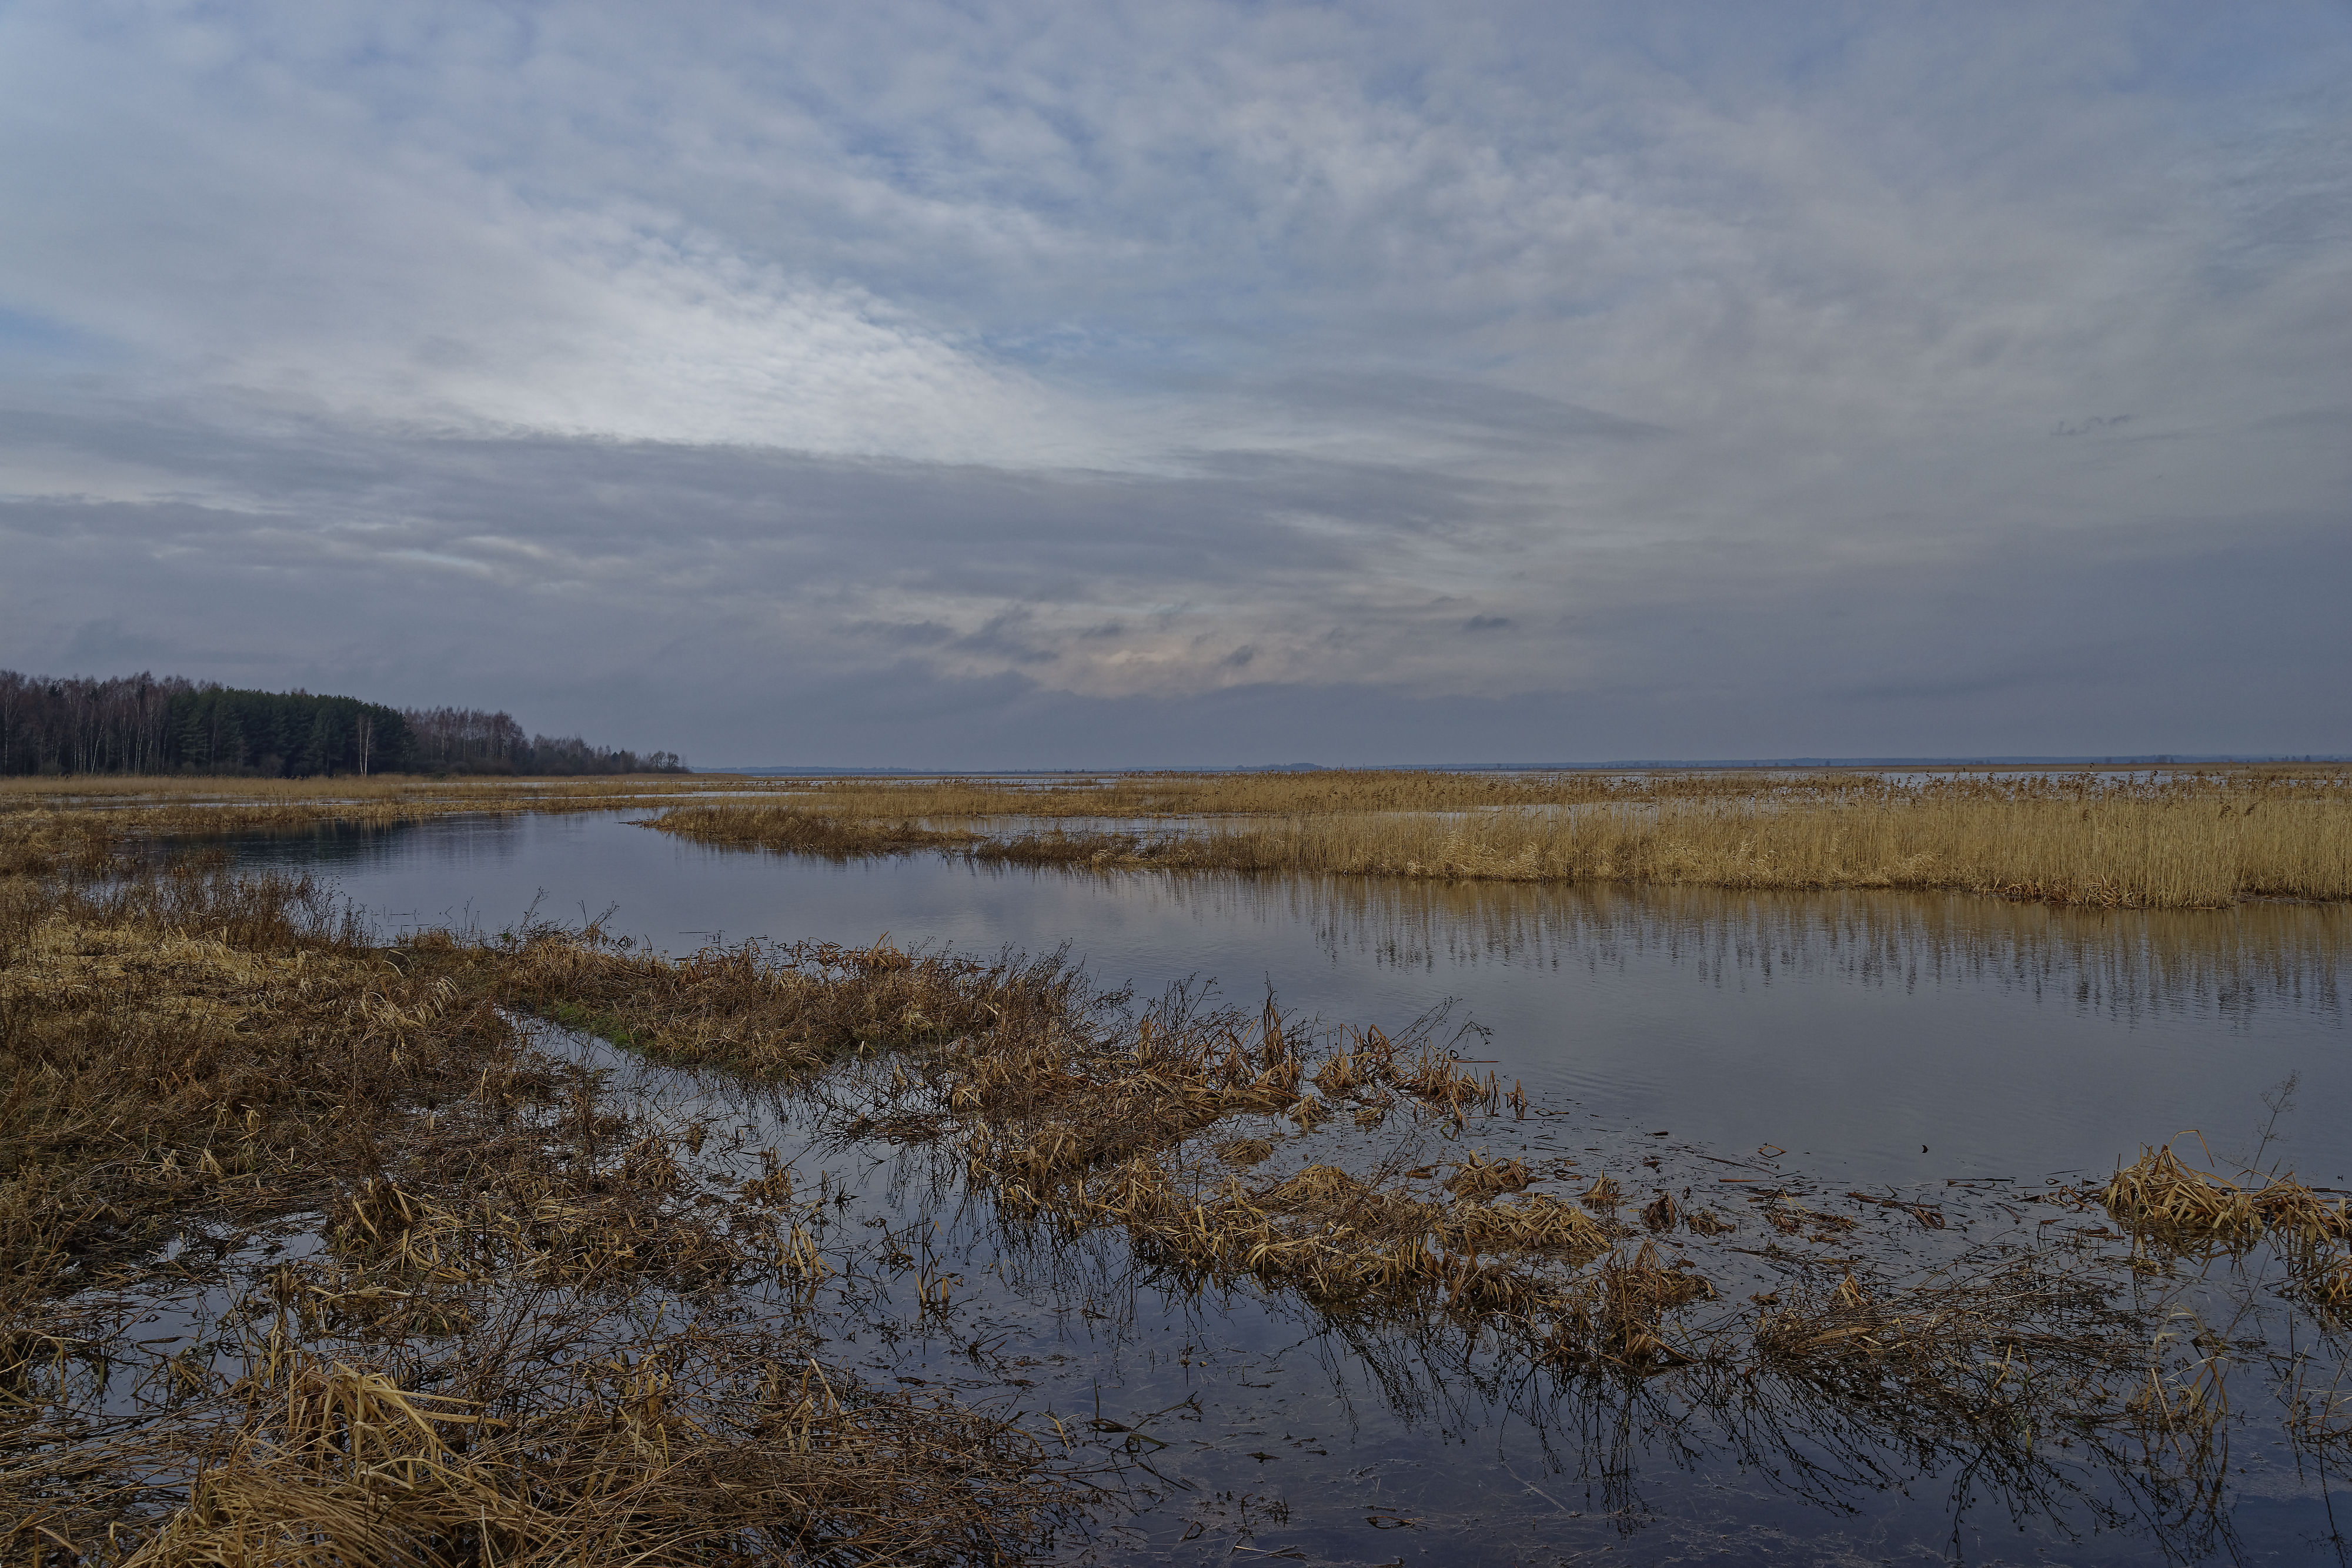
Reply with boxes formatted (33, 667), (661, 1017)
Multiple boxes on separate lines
(543, 886), (2352, 1534)
(652, 766), (2352, 908)
(0, 841), (1079, 1562)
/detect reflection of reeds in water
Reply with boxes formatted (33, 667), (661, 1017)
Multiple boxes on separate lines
(1151, 872), (2350, 1025)
(653, 768), (2352, 908)
(1750, 1258), (2142, 1436)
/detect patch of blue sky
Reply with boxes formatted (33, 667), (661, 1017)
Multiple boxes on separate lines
(0, 306), (118, 368)
(2113, 4), (2352, 97)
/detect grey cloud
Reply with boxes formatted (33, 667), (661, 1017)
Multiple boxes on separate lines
(1, 4), (2348, 760)
(1240, 373), (1669, 449)
(857, 620), (958, 649)
(948, 610), (1062, 667)
(4, 397), (2345, 765)
(56, 617), (181, 670)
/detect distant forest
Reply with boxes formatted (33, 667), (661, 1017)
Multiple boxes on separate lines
(0, 671), (686, 778)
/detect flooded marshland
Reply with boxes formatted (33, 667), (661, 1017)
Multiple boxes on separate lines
(235, 810), (2352, 1193)
(186, 809), (2352, 1564)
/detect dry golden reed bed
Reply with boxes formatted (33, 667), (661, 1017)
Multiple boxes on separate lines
(15, 764), (2350, 908)
(650, 766), (2352, 909)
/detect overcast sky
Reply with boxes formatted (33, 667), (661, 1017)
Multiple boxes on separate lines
(2, 2), (2347, 765)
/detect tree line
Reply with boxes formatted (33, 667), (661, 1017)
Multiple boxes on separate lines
(0, 671), (686, 777)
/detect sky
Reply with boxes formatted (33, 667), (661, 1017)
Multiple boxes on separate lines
(2, 1), (2347, 767)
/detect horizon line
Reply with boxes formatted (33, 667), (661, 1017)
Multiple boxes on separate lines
(692, 753), (2352, 775)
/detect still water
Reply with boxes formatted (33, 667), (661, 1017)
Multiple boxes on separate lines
(234, 810), (2352, 1193)
(225, 811), (2352, 1563)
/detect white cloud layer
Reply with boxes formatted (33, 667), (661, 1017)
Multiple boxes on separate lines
(1, 1), (2347, 760)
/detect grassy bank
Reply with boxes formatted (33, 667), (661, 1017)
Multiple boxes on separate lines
(0, 774), (746, 884)
(651, 767), (2352, 908)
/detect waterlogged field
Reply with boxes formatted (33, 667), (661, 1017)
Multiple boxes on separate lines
(5, 776), (2352, 1564)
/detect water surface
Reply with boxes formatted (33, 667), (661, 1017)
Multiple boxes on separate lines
(232, 810), (2352, 1192)
(215, 810), (2352, 1563)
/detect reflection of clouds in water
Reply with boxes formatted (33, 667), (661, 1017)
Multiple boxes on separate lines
(1141, 874), (2348, 1030)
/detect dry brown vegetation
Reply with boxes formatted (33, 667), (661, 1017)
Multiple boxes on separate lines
(489, 928), (1097, 1084)
(650, 765), (2352, 908)
(2102, 1142), (2352, 1308)
(0, 837), (1079, 1561)
(0, 774), (737, 886)
(19, 764), (2352, 909)
(455, 887), (2352, 1540)
(9, 785), (2352, 1557)
(808, 991), (1734, 1364)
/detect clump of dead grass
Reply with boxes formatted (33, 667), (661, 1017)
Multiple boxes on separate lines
(2100, 1141), (2352, 1308)
(1094, 1153), (1643, 1333)
(2101, 1145), (2263, 1251)
(1526, 1242), (1716, 1373)
(115, 1336), (1065, 1568)
(2291, 1255), (2352, 1315)
(1441, 1150), (1533, 1203)
(1438, 1195), (1613, 1263)
(486, 926), (1091, 1083)
(1095, 1157), (1446, 1310)
(2251, 1180), (2352, 1262)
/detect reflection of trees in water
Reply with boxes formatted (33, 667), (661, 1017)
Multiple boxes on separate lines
(215, 816), (446, 869)
(1132, 872), (2349, 1027)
